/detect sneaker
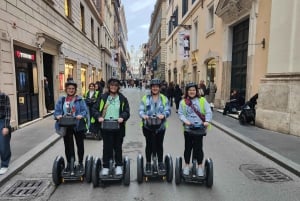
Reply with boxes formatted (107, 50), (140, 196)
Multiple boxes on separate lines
(64, 163), (71, 173)
(101, 168), (109, 176)
(158, 162), (166, 173)
(0, 167), (8, 175)
(145, 163), (152, 173)
(197, 167), (204, 177)
(183, 166), (190, 176)
(78, 163), (84, 172)
(115, 166), (123, 175)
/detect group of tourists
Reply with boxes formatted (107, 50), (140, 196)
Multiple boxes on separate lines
(53, 77), (212, 178)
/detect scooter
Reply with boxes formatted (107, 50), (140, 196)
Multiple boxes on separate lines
(91, 157), (130, 187)
(175, 157), (213, 187)
(52, 155), (93, 186)
(239, 93), (258, 125)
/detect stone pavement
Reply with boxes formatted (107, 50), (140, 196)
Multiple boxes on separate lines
(1, 96), (299, 187)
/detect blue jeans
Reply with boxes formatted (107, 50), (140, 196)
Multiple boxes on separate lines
(0, 119), (11, 168)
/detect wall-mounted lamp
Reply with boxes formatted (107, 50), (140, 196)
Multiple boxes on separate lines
(171, 15), (192, 30)
(248, 38), (266, 49)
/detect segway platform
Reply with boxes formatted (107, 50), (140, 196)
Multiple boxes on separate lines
(137, 154), (173, 183)
(175, 157), (213, 187)
(92, 156), (130, 187)
(52, 155), (93, 186)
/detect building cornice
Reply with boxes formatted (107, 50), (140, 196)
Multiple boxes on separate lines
(215, 0), (253, 24)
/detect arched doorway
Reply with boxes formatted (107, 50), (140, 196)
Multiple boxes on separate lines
(207, 59), (216, 83)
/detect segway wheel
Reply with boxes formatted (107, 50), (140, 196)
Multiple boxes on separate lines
(85, 155), (93, 183)
(205, 158), (213, 188)
(175, 157), (182, 185)
(92, 157), (101, 187)
(52, 156), (65, 186)
(137, 154), (143, 184)
(123, 156), (130, 186)
(165, 154), (173, 183)
(239, 113), (246, 125)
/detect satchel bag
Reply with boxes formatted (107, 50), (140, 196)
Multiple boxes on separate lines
(186, 125), (207, 136)
(59, 115), (77, 127)
(101, 119), (120, 132)
(145, 116), (162, 130)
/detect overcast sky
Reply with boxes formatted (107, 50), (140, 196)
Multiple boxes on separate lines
(122, 0), (156, 50)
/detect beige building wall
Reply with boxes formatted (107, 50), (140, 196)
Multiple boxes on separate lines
(256, 0), (300, 136)
(0, 0), (104, 128)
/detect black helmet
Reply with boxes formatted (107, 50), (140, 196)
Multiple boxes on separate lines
(150, 79), (161, 87)
(107, 77), (121, 85)
(185, 82), (197, 90)
(65, 80), (77, 89)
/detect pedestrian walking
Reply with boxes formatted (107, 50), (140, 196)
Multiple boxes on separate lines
(167, 82), (175, 107)
(44, 76), (51, 113)
(0, 91), (11, 175)
(92, 77), (130, 176)
(174, 84), (183, 113)
(178, 82), (212, 177)
(206, 80), (217, 110)
(84, 83), (100, 135)
(198, 80), (207, 97)
(139, 78), (171, 174)
(54, 80), (88, 172)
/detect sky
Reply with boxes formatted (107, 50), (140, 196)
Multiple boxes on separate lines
(122, 0), (156, 50)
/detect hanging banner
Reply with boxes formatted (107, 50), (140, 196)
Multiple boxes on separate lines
(111, 49), (118, 68)
(178, 30), (190, 60)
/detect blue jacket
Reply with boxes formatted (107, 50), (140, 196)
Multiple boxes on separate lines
(54, 95), (88, 132)
(178, 97), (212, 131)
(139, 93), (171, 130)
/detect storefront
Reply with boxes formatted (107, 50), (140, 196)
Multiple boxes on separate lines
(14, 46), (39, 124)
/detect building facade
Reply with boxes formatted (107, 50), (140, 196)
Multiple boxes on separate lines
(164, 0), (299, 136)
(0, 0), (126, 129)
(149, 0), (167, 81)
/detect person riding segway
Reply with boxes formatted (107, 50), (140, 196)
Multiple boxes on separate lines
(91, 77), (130, 187)
(137, 78), (173, 183)
(176, 82), (213, 187)
(52, 80), (93, 185)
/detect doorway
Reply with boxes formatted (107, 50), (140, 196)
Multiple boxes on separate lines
(43, 53), (54, 110)
(231, 18), (249, 97)
(15, 62), (39, 124)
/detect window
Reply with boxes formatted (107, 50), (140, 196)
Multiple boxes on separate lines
(91, 18), (94, 41)
(192, 0), (196, 4)
(207, 4), (215, 32)
(65, 63), (74, 83)
(182, 0), (188, 17)
(97, 27), (100, 46)
(80, 4), (85, 32)
(64, 0), (71, 18)
(193, 21), (199, 50)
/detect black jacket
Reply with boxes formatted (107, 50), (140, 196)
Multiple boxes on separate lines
(92, 92), (130, 137)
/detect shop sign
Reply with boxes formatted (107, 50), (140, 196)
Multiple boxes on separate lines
(15, 50), (35, 61)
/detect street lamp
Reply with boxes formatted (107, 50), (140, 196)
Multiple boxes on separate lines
(171, 15), (192, 30)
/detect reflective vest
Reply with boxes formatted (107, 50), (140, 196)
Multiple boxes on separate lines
(141, 94), (168, 127)
(181, 97), (206, 116)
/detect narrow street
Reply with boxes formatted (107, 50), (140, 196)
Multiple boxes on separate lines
(0, 88), (299, 201)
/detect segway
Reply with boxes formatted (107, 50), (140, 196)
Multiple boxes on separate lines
(91, 157), (130, 187)
(175, 157), (213, 188)
(137, 116), (173, 183)
(52, 155), (93, 186)
(91, 119), (130, 187)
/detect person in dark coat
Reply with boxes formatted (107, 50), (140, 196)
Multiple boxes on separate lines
(167, 82), (175, 107)
(174, 84), (183, 113)
(92, 78), (130, 176)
